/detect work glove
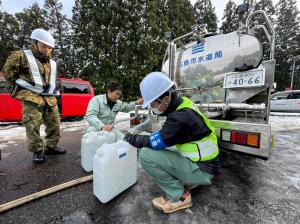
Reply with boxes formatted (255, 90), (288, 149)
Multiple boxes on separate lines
(124, 133), (149, 148)
(124, 133), (133, 142)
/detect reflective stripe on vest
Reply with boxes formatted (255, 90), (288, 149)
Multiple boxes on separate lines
(176, 97), (219, 162)
(48, 59), (57, 94)
(15, 50), (59, 96)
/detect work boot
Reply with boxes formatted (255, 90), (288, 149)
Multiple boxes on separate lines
(152, 193), (192, 213)
(33, 150), (46, 163)
(44, 146), (66, 155)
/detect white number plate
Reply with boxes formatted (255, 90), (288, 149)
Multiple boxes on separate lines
(223, 68), (265, 88)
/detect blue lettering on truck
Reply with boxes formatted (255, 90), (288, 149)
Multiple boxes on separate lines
(178, 47), (223, 68)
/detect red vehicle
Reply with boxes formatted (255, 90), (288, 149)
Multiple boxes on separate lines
(0, 77), (94, 122)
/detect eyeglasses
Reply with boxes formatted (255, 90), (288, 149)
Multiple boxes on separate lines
(150, 99), (163, 108)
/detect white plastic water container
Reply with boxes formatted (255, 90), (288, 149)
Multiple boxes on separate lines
(93, 140), (137, 203)
(81, 131), (115, 172)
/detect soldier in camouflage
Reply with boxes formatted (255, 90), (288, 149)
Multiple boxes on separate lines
(2, 28), (65, 163)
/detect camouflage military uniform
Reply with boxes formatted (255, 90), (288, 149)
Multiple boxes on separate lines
(2, 47), (61, 152)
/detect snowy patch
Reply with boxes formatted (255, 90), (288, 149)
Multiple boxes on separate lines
(0, 113), (131, 148)
(269, 114), (300, 131)
(0, 143), (9, 149)
(1, 112), (300, 149)
(61, 120), (88, 132)
(0, 126), (26, 142)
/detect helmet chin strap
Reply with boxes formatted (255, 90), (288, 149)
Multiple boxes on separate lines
(157, 90), (172, 109)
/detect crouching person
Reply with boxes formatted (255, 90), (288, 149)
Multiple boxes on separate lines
(124, 72), (220, 213)
(85, 81), (143, 140)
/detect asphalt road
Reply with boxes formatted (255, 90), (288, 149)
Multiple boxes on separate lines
(0, 128), (299, 224)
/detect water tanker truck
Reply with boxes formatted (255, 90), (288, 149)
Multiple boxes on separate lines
(131, 5), (275, 159)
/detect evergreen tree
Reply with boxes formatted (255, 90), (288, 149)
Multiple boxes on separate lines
(44, 0), (71, 76)
(275, 0), (299, 90)
(143, 0), (169, 70)
(71, 0), (166, 98)
(85, 0), (146, 98)
(295, 17), (300, 89)
(235, 0), (256, 27)
(71, 0), (125, 95)
(244, 0), (256, 15)
(83, 0), (167, 99)
(165, 0), (196, 37)
(15, 3), (48, 48)
(252, 0), (276, 60)
(0, 6), (19, 68)
(70, 0), (202, 99)
(254, 0), (275, 19)
(220, 0), (238, 34)
(109, 0), (151, 99)
(193, 0), (218, 32)
(71, 0), (95, 79)
(77, 0), (116, 93)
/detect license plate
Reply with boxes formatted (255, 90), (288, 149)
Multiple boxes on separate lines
(223, 68), (265, 88)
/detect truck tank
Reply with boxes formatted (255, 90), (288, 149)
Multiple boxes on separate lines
(131, 9), (276, 159)
(162, 32), (263, 104)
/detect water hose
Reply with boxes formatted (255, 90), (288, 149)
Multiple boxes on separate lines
(0, 175), (93, 213)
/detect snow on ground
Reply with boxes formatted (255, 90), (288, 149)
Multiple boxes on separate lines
(269, 112), (300, 131)
(1, 112), (300, 223)
(0, 113), (131, 144)
(0, 112), (300, 147)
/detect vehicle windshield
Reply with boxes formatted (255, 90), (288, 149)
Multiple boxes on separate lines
(271, 92), (289, 100)
(61, 81), (91, 94)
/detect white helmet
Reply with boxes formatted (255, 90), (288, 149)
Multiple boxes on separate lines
(140, 72), (175, 108)
(30, 28), (55, 48)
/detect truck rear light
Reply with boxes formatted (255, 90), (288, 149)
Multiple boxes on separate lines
(221, 129), (260, 148)
(221, 129), (231, 141)
(247, 133), (259, 147)
(237, 132), (247, 145)
(231, 131), (237, 143)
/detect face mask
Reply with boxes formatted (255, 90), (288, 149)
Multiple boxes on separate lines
(151, 107), (163, 115)
(151, 101), (163, 115)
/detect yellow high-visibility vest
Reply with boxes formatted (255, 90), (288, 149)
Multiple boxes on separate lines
(176, 97), (219, 162)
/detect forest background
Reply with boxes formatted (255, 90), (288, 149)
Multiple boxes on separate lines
(0, 0), (299, 99)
